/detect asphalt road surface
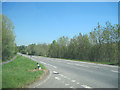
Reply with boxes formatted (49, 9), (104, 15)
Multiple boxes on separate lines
(19, 53), (119, 89)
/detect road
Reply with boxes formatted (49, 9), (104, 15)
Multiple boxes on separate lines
(20, 54), (119, 89)
(0, 55), (18, 65)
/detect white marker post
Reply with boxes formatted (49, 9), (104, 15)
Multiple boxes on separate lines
(37, 63), (41, 70)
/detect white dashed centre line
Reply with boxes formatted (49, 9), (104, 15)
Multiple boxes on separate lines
(55, 77), (61, 80)
(59, 74), (71, 80)
(71, 80), (76, 82)
(81, 85), (92, 89)
(53, 71), (59, 74)
(53, 66), (57, 68)
(70, 86), (74, 88)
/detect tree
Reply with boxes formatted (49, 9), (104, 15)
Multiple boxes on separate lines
(17, 45), (27, 54)
(2, 15), (16, 60)
(0, 15), (2, 61)
(57, 36), (69, 58)
(67, 35), (78, 59)
(17, 21), (119, 65)
(34, 43), (48, 56)
(89, 21), (119, 63)
(26, 44), (36, 55)
(48, 40), (58, 57)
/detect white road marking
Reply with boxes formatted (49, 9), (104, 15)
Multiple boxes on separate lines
(46, 64), (57, 68)
(53, 71), (59, 74)
(81, 85), (92, 89)
(65, 83), (70, 86)
(70, 86), (74, 88)
(53, 66), (57, 68)
(71, 80), (76, 82)
(111, 70), (118, 73)
(59, 74), (71, 80)
(55, 77), (61, 80)
(77, 82), (79, 84)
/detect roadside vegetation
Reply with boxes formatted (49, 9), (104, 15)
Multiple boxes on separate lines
(2, 15), (17, 61)
(2, 55), (46, 88)
(18, 22), (120, 66)
(1, 14), (119, 66)
(0, 15), (1, 88)
(2, 15), (47, 88)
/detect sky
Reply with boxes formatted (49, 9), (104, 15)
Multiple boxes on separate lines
(2, 2), (118, 46)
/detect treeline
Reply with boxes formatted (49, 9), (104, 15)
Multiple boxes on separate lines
(18, 21), (120, 64)
(2, 15), (17, 61)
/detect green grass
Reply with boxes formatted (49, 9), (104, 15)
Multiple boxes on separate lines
(2, 55), (46, 88)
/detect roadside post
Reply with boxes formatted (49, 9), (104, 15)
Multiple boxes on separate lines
(37, 63), (41, 70)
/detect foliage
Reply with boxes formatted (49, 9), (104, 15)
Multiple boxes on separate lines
(34, 43), (48, 56)
(18, 21), (119, 64)
(2, 15), (16, 61)
(17, 45), (27, 54)
(0, 14), (1, 89)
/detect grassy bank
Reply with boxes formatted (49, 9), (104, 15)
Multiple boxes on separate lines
(2, 55), (46, 88)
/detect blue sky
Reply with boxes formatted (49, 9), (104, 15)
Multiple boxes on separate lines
(2, 2), (118, 46)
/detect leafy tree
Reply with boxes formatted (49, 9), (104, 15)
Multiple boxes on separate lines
(89, 21), (119, 63)
(26, 44), (36, 55)
(48, 40), (58, 57)
(0, 14), (1, 90)
(2, 15), (16, 60)
(34, 43), (48, 56)
(17, 21), (119, 65)
(17, 45), (27, 54)
(56, 36), (69, 58)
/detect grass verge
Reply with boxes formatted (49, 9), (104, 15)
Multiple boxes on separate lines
(2, 55), (46, 88)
